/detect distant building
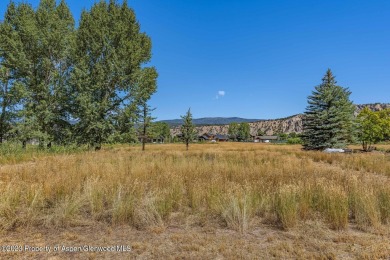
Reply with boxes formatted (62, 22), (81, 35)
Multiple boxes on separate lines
(214, 134), (228, 142)
(198, 133), (213, 142)
(198, 133), (228, 142)
(254, 136), (279, 143)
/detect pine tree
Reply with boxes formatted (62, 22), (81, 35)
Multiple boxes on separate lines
(302, 69), (354, 150)
(180, 108), (196, 151)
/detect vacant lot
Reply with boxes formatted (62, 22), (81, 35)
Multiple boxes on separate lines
(0, 143), (389, 259)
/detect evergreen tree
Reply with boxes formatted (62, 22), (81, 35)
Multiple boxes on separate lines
(72, 1), (157, 150)
(302, 69), (354, 150)
(180, 108), (196, 151)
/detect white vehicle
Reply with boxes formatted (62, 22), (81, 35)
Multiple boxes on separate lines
(323, 148), (344, 153)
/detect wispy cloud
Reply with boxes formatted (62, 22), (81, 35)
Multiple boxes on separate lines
(215, 90), (226, 99)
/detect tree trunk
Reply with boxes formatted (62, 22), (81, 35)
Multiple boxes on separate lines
(22, 140), (26, 150)
(95, 135), (101, 151)
(142, 104), (147, 151)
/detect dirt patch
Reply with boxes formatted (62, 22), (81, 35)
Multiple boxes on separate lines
(0, 221), (389, 259)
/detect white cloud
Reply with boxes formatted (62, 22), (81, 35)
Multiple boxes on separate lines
(214, 90), (226, 100)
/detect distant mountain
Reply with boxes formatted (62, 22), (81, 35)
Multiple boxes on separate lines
(159, 117), (260, 127)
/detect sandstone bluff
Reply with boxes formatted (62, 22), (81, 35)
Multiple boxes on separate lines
(170, 103), (390, 136)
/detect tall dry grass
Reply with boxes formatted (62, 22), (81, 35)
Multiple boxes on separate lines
(0, 143), (389, 233)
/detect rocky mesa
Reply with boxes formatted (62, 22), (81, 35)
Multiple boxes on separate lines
(170, 103), (390, 136)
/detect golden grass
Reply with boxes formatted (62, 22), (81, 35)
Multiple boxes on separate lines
(0, 142), (389, 235)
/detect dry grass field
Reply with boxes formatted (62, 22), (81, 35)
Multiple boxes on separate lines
(0, 142), (390, 259)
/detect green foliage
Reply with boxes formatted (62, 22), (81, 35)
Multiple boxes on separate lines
(356, 107), (390, 151)
(139, 103), (155, 151)
(1, 0), (75, 147)
(228, 122), (251, 141)
(302, 69), (354, 150)
(0, 0), (157, 150)
(150, 122), (171, 142)
(287, 137), (302, 144)
(0, 66), (18, 143)
(378, 109), (390, 140)
(228, 122), (239, 141)
(70, 1), (157, 149)
(276, 132), (288, 141)
(180, 108), (196, 150)
(0, 141), (86, 164)
(238, 122), (250, 141)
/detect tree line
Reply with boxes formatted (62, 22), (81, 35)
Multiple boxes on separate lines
(0, 0), (158, 150)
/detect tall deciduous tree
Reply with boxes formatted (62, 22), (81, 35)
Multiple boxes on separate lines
(356, 107), (390, 151)
(0, 0), (75, 147)
(378, 109), (390, 140)
(238, 122), (250, 141)
(356, 107), (383, 151)
(302, 69), (354, 150)
(181, 108), (196, 151)
(150, 122), (171, 143)
(72, 0), (157, 150)
(228, 122), (239, 141)
(0, 66), (13, 143)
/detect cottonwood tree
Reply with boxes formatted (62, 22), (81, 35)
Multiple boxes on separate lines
(228, 122), (239, 141)
(302, 69), (354, 150)
(72, 1), (157, 150)
(180, 108), (196, 151)
(238, 122), (250, 141)
(356, 107), (390, 151)
(0, 0), (75, 148)
(0, 66), (17, 143)
(379, 109), (390, 140)
(150, 122), (171, 143)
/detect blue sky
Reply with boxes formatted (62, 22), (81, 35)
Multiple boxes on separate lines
(1, 1), (389, 120)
